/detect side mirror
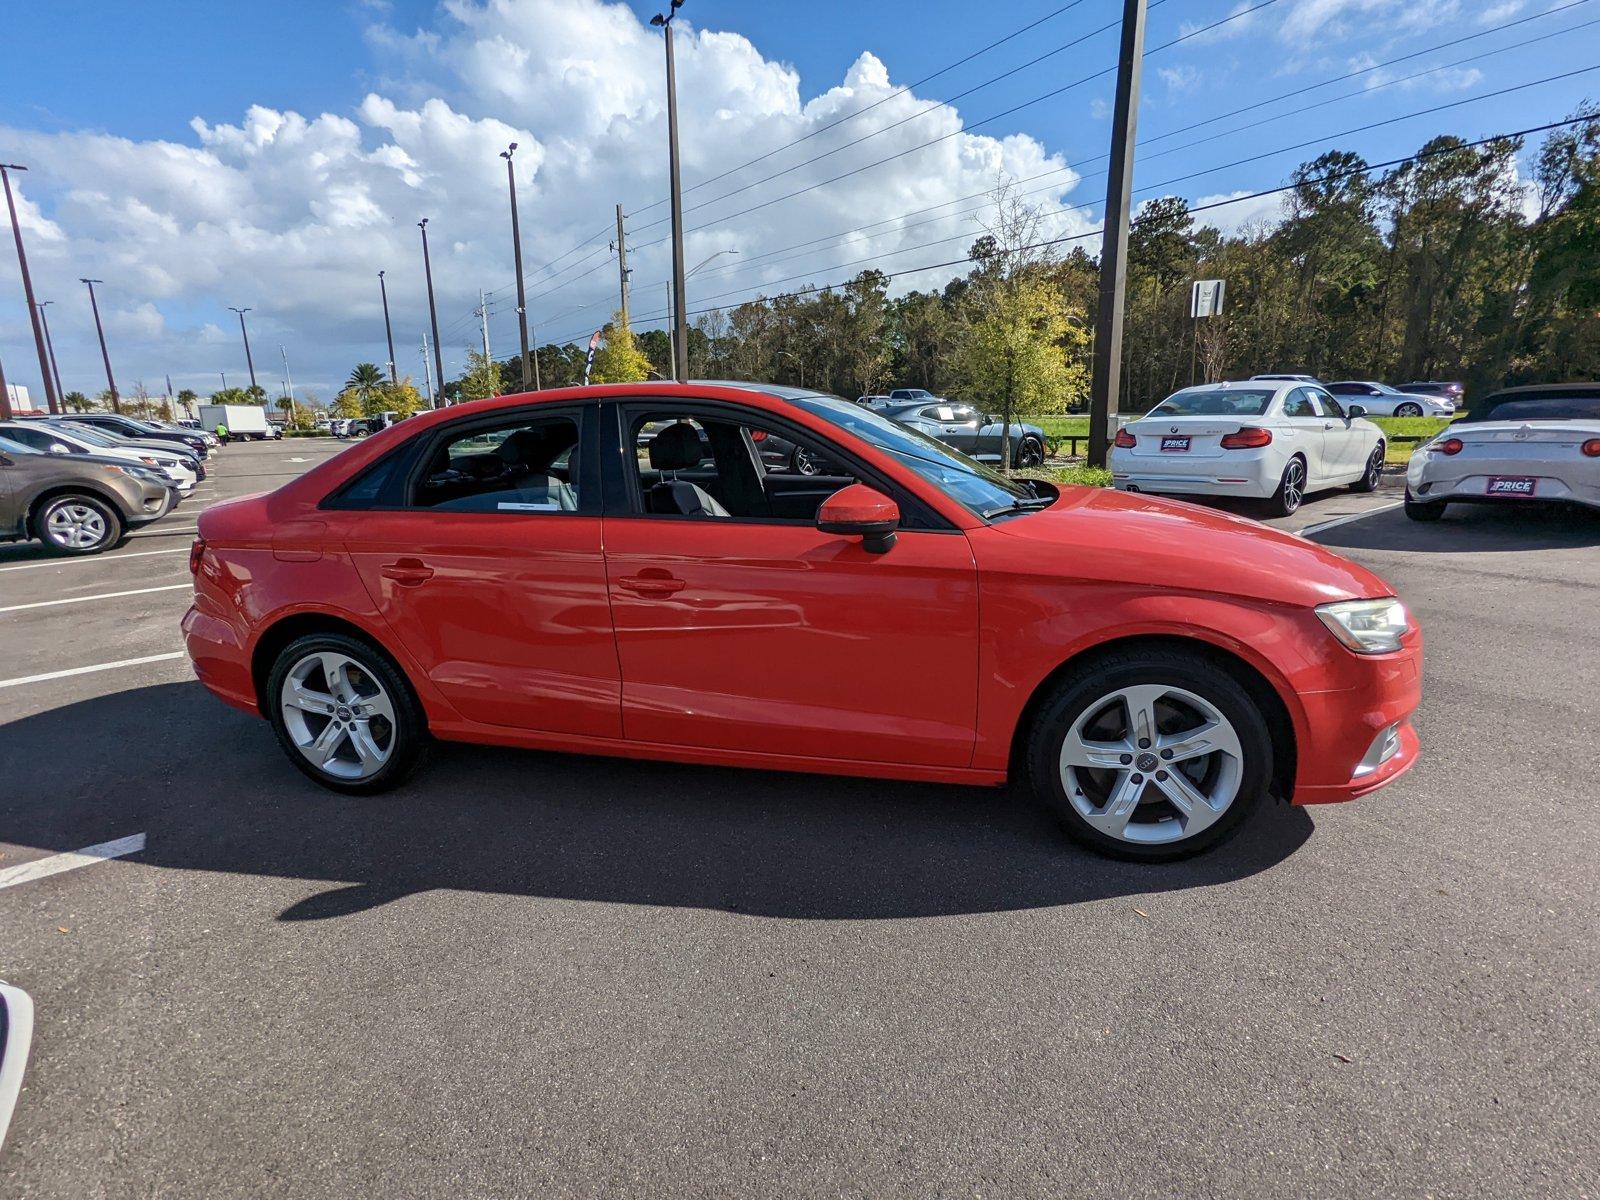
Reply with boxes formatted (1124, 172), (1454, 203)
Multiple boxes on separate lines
(0, 982), (34, 1151)
(49, 443), (72, 454)
(817, 483), (899, 555)
(1347, 405), (1366, 418)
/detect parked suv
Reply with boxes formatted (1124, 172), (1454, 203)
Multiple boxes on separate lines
(0, 434), (173, 555)
(59, 412), (211, 458)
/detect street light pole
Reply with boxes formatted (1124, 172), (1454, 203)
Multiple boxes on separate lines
(2, 163), (61, 414)
(80, 278), (121, 413)
(651, 1), (689, 382)
(378, 270), (397, 384)
(419, 219), (445, 405)
(1087, 0), (1148, 468)
(36, 300), (64, 403)
(228, 306), (257, 394)
(501, 143), (533, 392)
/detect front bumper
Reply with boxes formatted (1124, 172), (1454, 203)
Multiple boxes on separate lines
(1291, 632), (1423, 805)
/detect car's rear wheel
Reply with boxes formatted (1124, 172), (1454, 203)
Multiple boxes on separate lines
(1026, 649), (1272, 861)
(1263, 456), (1305, 517)
(1350, 445), (1384, 492)
(1404, 492), (1447, 521)
(267, 633), (428, 794)
(1394, 402), (1423, 418)
(34, 494), (122, 556)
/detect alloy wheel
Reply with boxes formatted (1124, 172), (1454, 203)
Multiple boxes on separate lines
(1281, 459), (1304, 512)
(45, 502), (109, 551)
(279, 651), (397, 781)
(1395, 402), (1422, 417)
(1057, 683), (1245, 845)
(792, 447), (821, 475)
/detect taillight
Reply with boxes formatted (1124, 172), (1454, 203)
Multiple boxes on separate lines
(1220, 426), (1273, 449)
(1113, 429), (1137, 448)
(1582, 438), (1600, 457)
(189, 537), (206, 575)
(1433, 437), (1464, 455)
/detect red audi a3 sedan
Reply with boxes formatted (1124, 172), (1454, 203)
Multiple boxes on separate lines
(183, 382), (1421, 861)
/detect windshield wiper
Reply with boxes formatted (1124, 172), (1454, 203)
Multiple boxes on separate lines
(981, 496), (1055, 520)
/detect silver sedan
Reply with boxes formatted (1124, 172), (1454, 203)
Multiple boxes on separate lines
(1405, 385), (1600, 520)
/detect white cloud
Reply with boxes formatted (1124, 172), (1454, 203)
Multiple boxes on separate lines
(0, 0), (1092, 396)
(1190, 190), (1288, 236)
(1159, 66), (1202, 93)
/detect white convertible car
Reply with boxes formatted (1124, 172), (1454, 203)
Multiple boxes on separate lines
(1111, 380), (1386, 516)
(1405, 384), (1600, 520)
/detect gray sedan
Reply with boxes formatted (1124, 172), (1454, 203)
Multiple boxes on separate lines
(885, 402), (1047, 466)
(1404, 384), (1600, 520)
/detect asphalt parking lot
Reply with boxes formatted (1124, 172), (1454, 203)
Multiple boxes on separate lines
(2, 441), (1596, 1199)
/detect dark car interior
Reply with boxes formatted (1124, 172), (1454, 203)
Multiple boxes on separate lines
(414, 417), (580, 512)
(632, 413), (859, 522)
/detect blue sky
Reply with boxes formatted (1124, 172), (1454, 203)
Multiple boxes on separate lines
(2, 0), (1597, 399)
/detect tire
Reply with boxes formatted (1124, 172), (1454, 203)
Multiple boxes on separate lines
(1026, 648), (1273, 862)
(1394, 402), (1423, 418)
(1014, 437), (1045, 468)
(1262, 456), (1306, 518)
(265, 633), (429, 795)
(33, 493), (123, 556)
(1350, 445), (1384, 492)
(790, 446), (822, 476)
(1404, 492), (1447, 522)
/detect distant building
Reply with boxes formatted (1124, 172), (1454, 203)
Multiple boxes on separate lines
(4, 383), (42, 414)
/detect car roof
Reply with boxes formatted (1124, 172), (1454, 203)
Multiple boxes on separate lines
(1484, 382), (1599, 397)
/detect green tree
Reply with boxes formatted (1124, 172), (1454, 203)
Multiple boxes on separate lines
(210, 387), (254, 405)
(589, 312), (654, 384)
(61, 390), (93, 412)
(457, 350), (502, 402)
(344, 363), (385, 411)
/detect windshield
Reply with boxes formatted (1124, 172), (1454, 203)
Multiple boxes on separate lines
(1478, 395), (1600, 422)
(57, 423), (117, 448)
(1148, 388), (1275, 417)
(789, 393), (1037, 517)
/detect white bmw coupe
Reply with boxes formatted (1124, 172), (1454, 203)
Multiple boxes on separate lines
(1111, 380), (1386, 516)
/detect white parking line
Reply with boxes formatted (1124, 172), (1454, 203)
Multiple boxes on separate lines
(0, 583), (192, 614)
(0, 652), (186, 690)
(0, 834), (147, 892)
(0, 547), (190, 573)
(1299, 501), (1404, 537)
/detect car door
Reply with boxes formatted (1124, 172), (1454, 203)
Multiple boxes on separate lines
(601, 399), (980, 769)
(336, 403), (623, 738)
(1309, 389), (1367, 477)
(942, 405), (986, 455)
(1278, 388), (1330, 484)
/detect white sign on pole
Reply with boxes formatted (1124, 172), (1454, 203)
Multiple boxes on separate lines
(1190, 279), (1226, 319)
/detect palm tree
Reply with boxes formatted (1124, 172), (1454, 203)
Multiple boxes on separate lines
(345, 362), (384, 411)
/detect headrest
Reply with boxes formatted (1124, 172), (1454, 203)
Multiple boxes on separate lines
(499, 426), (561, 467)
(649, 422), (704, 471)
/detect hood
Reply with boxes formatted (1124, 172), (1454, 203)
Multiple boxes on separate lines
(985, 487), (1394, 608)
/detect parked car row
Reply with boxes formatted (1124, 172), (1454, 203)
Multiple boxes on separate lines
(1250, 374), (1461, 415)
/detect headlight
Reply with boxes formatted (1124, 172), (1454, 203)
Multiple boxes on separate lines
(1316, 597), (1411, 654)
(113, 463), (164, 483)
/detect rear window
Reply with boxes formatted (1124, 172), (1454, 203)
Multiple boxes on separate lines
(1147, 389), (1275, 417)
(1477, 395), (1600, 422)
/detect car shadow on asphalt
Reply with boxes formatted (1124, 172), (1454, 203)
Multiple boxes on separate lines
(2, 681), (1314, 922)
(1308, 501), (1600, 554)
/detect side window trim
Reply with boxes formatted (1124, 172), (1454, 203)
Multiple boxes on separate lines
(601, 398), (954, 532)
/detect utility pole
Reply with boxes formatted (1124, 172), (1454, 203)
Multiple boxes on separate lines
(2, 163), (61, 414)
(476, 288), (495, 396)
(651, 1), (689, 381)
(418, 219), (445, 404)
(501, 143), (533, 392)
(378, 270), (397, 384)
(614, 204), (631, 327)
(665, 281), (677, 381)
(228, 306), (257, 394)
(1087, 0), (1147, 469)
(36, 300), (64, 403)
(165, 374), (176, 419)
(419, 337), (436, 407)
(80, 278), (121, 413)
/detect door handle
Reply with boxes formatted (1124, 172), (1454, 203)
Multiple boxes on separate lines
(380, 558), (434, 586)
(618, 571), (685, 596)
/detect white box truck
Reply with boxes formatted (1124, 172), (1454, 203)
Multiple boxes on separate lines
(197, 404), (278, 441)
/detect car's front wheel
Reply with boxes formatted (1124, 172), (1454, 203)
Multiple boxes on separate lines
(34, 494), (123, 556)
(1027, 649), (1273, 861)
(1013, 436), (1045, 468)
(266, 633), (428, 794)
(1394, 402), (1423, 418)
